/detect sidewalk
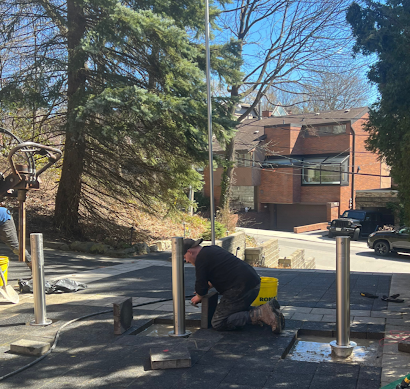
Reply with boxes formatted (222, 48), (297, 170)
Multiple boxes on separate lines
(1, 246), (410, 388)
(236, 227), (369, 249)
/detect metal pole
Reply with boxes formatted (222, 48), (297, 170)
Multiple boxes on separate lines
(336, 236), (350, 346)
(169, 237), (190, 337)
(18, 190), (27, 262)
(188, 185), (194, 216)
(30, 233), (51, 326)
(330, 236), (355, 357)
(205, 0), (215, 245)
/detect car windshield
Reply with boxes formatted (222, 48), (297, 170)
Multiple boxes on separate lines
(342, 210), (366, 220)
(398, 227), (410, 234)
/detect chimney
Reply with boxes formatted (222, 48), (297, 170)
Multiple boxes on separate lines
(262, 110), (273, 117)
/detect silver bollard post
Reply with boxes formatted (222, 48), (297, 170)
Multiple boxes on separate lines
(330, 236), (356, 357)
(169, 237), (191, 337)
(30, 233), (52, 326)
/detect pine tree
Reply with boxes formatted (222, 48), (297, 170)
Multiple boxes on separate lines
(0, 0), (240, 235)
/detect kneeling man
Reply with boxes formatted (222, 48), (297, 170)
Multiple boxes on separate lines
(183, 238), (284, 332)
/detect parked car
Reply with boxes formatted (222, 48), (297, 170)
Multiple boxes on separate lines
(327, 210), (383, 240)
(367, 227), (410, 256)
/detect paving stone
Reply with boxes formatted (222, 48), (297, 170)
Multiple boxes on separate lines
(150, 346), (191, 370)
(9, 339), (50, 356)
(281, 306), (313, 314)
(308, 374), (358, 389)
(282, 319), (302, 330)
(315, 302), (336, 309)
(272, 359), (319, 375)
(321, 314), (336, 322)
(311, 308), (336, 315)
(386, 318), (409, 326)
(352, 317), (385, 325)
(350, 323), (368, 339)
(355, 378), (382, 389)
(367, 324), (385, 339)
(300, 321), (334, 337)
(291, 313), (323, 322)
(218, 383), (262, 389)
(222, 367), (270, 387)
(359, 366), (382, 381)
(382, 352), (410, 383)
(234, 354), (280, 371)
(316, 362), (360, 378)
(282, 311), (294, 319)
(351, 310), (371, 317)
(71, 366), (146, 389)
(173, 363), (232, 386)
(264, 372), (313, 388)
(196, 349), (242, 368)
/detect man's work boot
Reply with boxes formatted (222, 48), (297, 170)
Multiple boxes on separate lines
(249, 302), (284, 334)
(269, 299), (285, 330)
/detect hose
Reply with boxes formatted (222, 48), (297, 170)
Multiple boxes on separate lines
(0, 294), (195, 381)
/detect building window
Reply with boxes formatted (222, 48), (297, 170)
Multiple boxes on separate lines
(302, 156), (349, 185)
(235, 152), (252, 167)
(261, 155), (349, 185)
(304, 124), (347, 137)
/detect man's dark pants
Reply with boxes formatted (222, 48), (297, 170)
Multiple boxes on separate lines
(0, 218), (31, 263)
(211, 283), (260, 331)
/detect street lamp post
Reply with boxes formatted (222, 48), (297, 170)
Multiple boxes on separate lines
(204, 0), (215, 245)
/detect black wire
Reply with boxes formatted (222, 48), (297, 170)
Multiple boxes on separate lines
(233, 155), (390, 178)
(0, 294), (195, 382)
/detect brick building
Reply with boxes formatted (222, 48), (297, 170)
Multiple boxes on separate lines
(204, 107), (392, 230)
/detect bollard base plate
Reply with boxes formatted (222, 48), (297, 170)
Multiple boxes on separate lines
(30, 319), (52, 326)
(330, 340), (357, 358)
(168, 330), (191, 338)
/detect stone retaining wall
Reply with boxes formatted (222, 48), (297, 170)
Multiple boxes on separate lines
(244, 238), (279, 268)
(278, 249), (316, 269)
(217, 231), (246, 260)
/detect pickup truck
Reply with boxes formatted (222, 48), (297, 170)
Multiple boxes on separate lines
(327, 210), (383, 240)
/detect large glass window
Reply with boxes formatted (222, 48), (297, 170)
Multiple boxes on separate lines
(302, 156), (349, 185)
(262, 155), (349, 185)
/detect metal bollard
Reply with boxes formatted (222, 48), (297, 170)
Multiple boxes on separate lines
(169, 237), (191, 337)
(330, 236), (356, 357)
(30, 233), (52, 326)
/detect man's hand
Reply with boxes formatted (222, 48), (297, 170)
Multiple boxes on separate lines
(191, 294), (202, 305)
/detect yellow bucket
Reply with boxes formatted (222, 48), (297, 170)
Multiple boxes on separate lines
(0, 256), (8, 286)
(251, 277), (278, 306)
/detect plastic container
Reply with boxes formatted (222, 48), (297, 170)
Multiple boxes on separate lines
(0, 256), (9, 286)
(251, 276), (278, 306)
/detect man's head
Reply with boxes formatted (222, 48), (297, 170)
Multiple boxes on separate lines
(183, 238), (203, 265)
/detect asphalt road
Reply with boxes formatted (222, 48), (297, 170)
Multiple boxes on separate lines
(240, 228), (410, 274)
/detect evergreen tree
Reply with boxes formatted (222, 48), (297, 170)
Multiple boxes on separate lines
(0, 0), (240, 235)
(347, 0), (410, 223)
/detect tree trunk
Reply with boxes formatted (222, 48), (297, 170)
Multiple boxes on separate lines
(54, 0), (87, 236)
(219, 85), (240, 209)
